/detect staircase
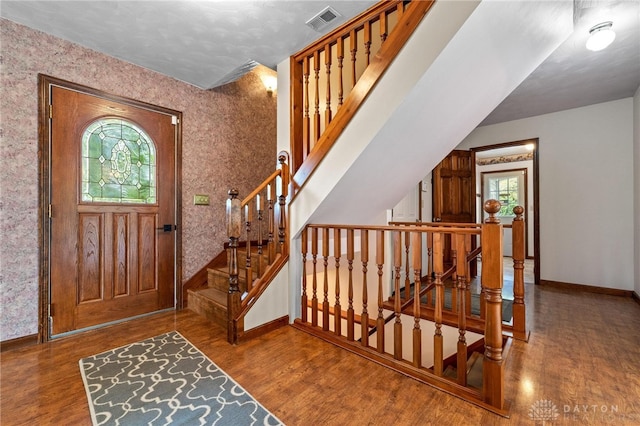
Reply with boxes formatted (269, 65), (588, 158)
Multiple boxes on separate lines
(183, 0), (569, 415)
(188, 245), (268, 328)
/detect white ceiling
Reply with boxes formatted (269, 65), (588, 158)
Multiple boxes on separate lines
(1, 0), (639, 126)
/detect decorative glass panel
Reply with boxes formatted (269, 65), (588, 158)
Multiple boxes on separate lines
(81, 118), (156, 203)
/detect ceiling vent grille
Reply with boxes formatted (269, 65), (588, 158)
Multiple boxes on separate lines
(306, 6), (341, 32)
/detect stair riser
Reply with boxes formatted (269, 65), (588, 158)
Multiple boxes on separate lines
(227, 249), (270, 272)
(187, 290), (227, 328)
(208, 269), (250, 293)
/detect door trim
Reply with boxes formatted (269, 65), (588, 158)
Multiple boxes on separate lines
(38, 75), (183, 342)
(471, 138), (539, 285)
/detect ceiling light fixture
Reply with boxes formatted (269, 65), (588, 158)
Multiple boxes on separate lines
(586, 21), (615, 52)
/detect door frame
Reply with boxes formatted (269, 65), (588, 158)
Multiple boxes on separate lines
(37, 75), (183, 342)
(471, 138), (540, 285)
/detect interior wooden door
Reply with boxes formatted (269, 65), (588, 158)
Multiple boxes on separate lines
(432, 150), (476, 268)
(49, 86), (176, 336)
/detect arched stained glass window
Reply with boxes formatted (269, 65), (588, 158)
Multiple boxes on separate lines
(81, 118), (156, 204)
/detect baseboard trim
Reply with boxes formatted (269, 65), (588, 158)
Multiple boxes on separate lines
(540, 280), (633, 298)
(239, 315), (289, 343)
(1, 334), (38, 352)
(632, 291), (640, 306)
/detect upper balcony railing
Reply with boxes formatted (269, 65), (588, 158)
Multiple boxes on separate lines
(289, 0), (436, 190)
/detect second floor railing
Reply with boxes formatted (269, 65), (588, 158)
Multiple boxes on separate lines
(290, 0), (436, 186)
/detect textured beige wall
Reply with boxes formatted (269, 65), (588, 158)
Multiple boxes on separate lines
(0, 19), (277, 340)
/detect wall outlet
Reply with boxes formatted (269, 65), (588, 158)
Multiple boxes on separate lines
(193, 194), (210, 205)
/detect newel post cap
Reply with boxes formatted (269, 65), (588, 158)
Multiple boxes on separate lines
(484, 199), (501, 224)
(513, 205), (524, 221)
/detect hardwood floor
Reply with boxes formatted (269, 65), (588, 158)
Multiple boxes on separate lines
(2, 284), (639, 425)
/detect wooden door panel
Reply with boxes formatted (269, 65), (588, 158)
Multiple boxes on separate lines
(50, 85), (175, 335)
(78, 213), (103, 303)
(137, 213), (157, 292)
(75, 291), (159, 329)
(113, 213), (129, 297)
(432, 150), (476, 270)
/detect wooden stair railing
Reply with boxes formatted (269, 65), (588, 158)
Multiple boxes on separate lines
(226, 152), (290, 344)
(388, 205), (529, 342)
(293, 201), (511, 415)
(290, 0), (436, 189)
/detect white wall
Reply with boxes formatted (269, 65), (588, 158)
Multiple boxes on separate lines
(458, 99), (634, 290)
(634, 86), (640, 296)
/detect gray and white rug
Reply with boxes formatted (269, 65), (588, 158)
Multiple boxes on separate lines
(79, 331), (283, 426)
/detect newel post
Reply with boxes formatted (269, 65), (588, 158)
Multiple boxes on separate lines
(227, 189), (241, 345)
(511, 206), (529, 341)
(481, 199), (504, 409)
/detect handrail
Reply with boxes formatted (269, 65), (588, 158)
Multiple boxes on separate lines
(389, 221), (482, 229)
(295, 200), (511, 413)
(226, 152), (291, 344)
(241, 168), (282, 205)
(290, 0), (436, 190)
(307, 223), (481, 235)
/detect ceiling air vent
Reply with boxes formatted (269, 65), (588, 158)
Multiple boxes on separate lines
(306, 6), (341, 32)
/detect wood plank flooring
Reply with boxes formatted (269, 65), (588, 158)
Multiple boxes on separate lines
(2, 283), (639, 425)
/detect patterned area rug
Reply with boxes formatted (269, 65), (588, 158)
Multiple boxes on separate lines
(79, 331), (283, 426)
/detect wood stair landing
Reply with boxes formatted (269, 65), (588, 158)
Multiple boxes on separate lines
(187, 247), (269, 328)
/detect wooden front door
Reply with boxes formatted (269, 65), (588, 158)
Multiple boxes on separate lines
(49, 85), (177, 336)
(432, 150), (476, 267)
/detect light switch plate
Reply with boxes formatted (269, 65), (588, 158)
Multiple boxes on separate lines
(194, 194), (210, 205)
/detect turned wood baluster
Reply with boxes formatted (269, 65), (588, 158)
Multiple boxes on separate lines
(456, 233), (468, 386)
(465, 234), (473, 316)
(324, 44), (332, 127)
(280, 156), (289, 256)
(451, 245), (458, 314)
(393, 231), (402, 360)
(322, 228), (330, 331)
(256, 195), (264, 276)
(303, 56), (310, 157)
(376, 230), (385, 353)
(396, 2), (405, 19)
(301, 227), (308, 323)
(433, 232), (444, 376)
(379, 11), (388, 43)
(482, 200), (505, 409)
(426, 232), (433, 307)
(349, 29), (358, 87)
(245, 203), (252, 292)
(226, 189), (241, 344)
(267, 189), (275, 262)
(512, 205), (528, 340)
(412, 231), (422, 368)
(278, 183), (287, 256)
(337, 38), (344, 107)
(404, 230), (411, 300)
(311, 227), (319, 327)
(361, 230), (370, 347)
(313, 50), (321, 144)
(334, 228), (342, 336)
(347, 229), (355, 341)
(364, 21), (372, 66)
